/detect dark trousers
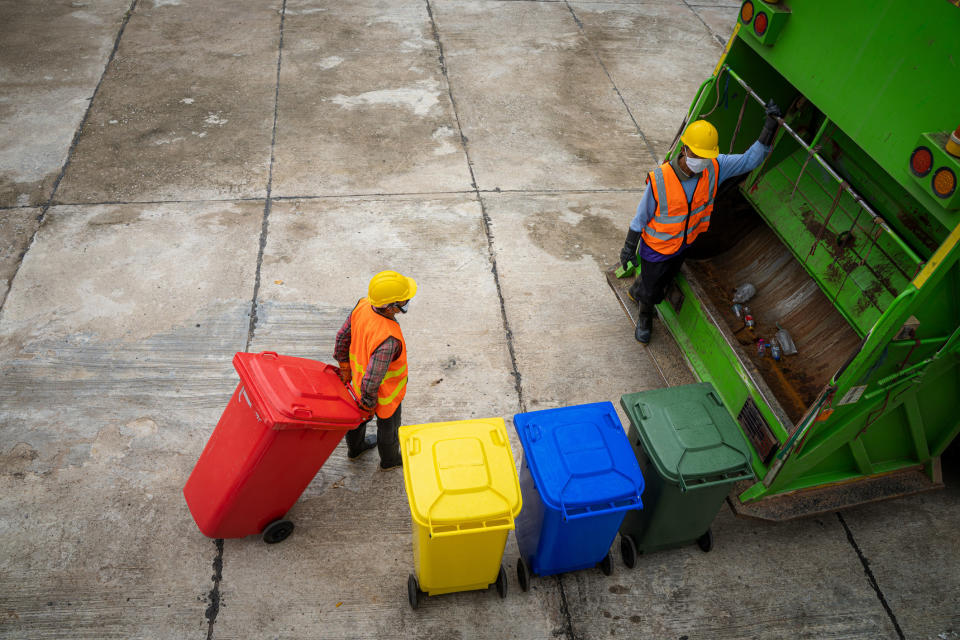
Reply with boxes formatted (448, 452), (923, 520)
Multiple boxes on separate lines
(629, 253), (686, 309)
(345, 403), (402, 466)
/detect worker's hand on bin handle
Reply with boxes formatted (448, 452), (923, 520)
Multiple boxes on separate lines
(759, 99), (781, 146)
(337, 362), (351, 384)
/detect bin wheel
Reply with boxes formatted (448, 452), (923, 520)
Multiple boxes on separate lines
(598, 552), (613, 576)
(262, 519), (294, 544)
(517, 558), (530, 592)
(407, 574), (422, 610)
(495, 564), (508, 599)
(620, 535), (638, 569)
(696, 528), (714, 553)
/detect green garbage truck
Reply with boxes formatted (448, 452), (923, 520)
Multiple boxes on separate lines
(610, 0), (960, 520)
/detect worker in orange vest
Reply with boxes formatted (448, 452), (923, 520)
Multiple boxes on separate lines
(619, 100), (780, 344)
(334, 270), (416, 470)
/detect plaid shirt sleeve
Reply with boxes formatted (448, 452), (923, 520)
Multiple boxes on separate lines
(333, 313), (352, 364)
(359, 336), (401, 410)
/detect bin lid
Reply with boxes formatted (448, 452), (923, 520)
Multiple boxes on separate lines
(513, 402), (644, 516)
(620, 383), (754, 491)
(233, 351), (366, 428)
(399, 418), (522, 529)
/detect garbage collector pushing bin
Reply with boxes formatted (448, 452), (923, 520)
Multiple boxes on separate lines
(399, 417), (522, 609)
(513, 402), (644, 590)
(183, 351), (366, 543)
(619, 383), (754, 567)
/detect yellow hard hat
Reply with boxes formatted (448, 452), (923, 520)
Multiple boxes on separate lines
(368, 270), (417, 307)
(680, 119), (720, 158)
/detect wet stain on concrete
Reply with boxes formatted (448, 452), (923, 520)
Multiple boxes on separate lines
(608, 584), (629, 594)
(0, 442), (39, 476)
(89, 208), (142, 226)
(0, 175), (56, 209)
(525, 205), (621, 266)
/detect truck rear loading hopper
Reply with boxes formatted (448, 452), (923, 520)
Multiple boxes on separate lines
(608, 0), (960, 520)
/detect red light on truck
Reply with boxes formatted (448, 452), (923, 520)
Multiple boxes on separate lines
(910, 146), (933, 177)
(754, 12), (768, 35)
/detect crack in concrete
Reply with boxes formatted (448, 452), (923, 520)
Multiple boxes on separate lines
(0, 187), (648, 211)
(554, 574), (579, 640)
(424, 0), (527, 416)
(204, 538), (224, 640)
(0, 0), (139, 314)
(245, 0), (288, 352)
(563, 1), (659, 167)
(678, 0), (730, 47)
(836, 512), (905, 639)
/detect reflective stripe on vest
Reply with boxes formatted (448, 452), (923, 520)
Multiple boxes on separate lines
(347, 298), (408, 419)
(642, 159), (719, 254)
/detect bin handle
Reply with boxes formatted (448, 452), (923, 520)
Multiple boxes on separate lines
(261, 351), (279, 359)
(676, 444), (755, 492)
(561, 496), (643, 521)
(490, 428), (506, 447)
(427, 517), (515, 539)
(426, 485), (515, 538)
(707, 391), (723, 407)
(558, 469), (644, 521)
(406, 437), (421, 457)
(290, 403), (312, 419)
(525, 423), (542, 442)
(637, 403), (650, 420)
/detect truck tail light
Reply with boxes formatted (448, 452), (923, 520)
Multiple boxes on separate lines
(740, 1), (754, 24)
(932, 167), (956, 199)
(910, 146), (933, 177)
(754, 11), (768, 35)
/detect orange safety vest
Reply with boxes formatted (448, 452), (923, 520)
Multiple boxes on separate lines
(641, 159), (719, 255)
(348, 298), (408, 419)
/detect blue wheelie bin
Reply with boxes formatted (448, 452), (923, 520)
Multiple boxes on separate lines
(513, 402), (644, 590)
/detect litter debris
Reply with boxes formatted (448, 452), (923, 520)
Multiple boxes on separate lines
(732, 283), (756, 304)
(775, 325), (798, 355)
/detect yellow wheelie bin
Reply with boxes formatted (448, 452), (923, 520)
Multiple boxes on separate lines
(399, 417), (522, 609)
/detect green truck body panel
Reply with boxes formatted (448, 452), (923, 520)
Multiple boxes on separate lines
(655, 0), (960, 504)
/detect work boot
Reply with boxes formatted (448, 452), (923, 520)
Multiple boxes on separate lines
(378, 458), (403, 471)
(627, 279), (643, 303)
(347, 434), (377, 460)
(635, 304), (654, 344)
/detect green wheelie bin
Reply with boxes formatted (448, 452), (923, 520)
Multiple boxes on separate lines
(618, 383), (754, 567)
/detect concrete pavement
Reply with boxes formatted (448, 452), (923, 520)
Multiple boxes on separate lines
(2, 1), (959, 639)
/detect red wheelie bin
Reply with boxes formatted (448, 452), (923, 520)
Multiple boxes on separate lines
(183, 351), (366, 543)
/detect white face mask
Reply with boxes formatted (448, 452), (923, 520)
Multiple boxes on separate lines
(684, 154), (710, 173)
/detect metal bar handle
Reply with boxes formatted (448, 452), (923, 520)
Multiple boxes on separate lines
(721, 65), (922, 265)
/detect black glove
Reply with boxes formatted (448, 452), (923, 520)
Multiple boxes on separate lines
(620, 229), (641, 269)
(758, 99), (781, 146)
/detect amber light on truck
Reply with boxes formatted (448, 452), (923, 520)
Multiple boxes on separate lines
(932, 167), (956, 199)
